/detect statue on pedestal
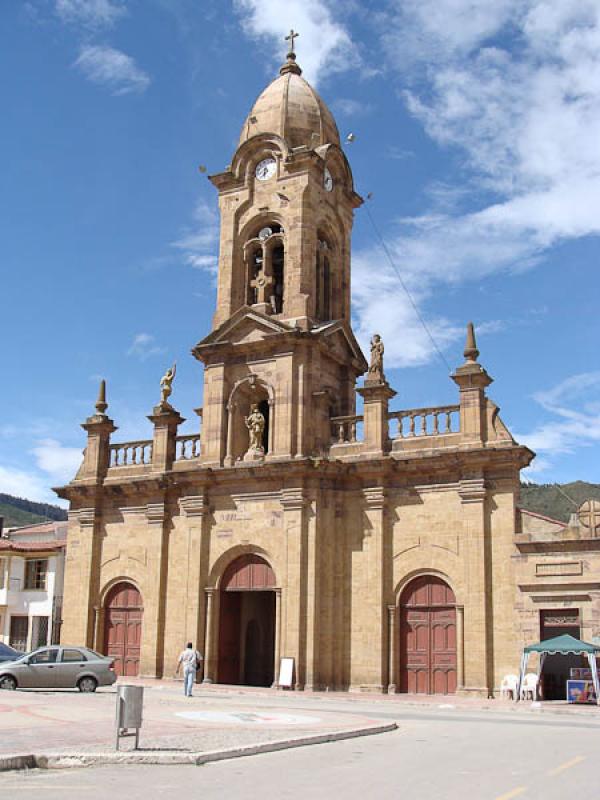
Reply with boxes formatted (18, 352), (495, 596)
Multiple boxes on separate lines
(244, 403), (266, 457)
(159, 363), (176, 408)
(368, 334), (385, 383)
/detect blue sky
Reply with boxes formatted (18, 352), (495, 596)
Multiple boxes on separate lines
(1, 0), (599, 505)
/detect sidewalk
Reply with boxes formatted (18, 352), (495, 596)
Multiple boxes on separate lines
(123, 677), (600, 715)
(1, 678), (597, 771)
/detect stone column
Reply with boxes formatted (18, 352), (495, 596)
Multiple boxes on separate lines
(357, 382), (396, 455)
(79, 381), (117, 481)
(272, 588), (282, 687)
(148, 404), (185, 472)
(387, 604), (397, 693)
(203, 588), (216, 683)
(456, 604), (465, 689)
(280, 488), (309, 690)
(224, 402), (235, 466)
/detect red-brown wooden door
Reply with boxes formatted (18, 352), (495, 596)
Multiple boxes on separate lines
(400, 576), (457, 694)
(104, 582), (143, 677)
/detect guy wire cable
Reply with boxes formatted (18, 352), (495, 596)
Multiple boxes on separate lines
(363, 198), (453, 374)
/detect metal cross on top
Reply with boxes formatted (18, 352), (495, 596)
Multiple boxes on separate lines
(285, 29), (299, 53)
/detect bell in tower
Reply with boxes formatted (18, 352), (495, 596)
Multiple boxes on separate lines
(193, 34), (367, 467)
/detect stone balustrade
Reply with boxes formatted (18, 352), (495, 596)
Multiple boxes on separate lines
(109, 440), (153, 467)
(388, 404), (460, 439)
(331, 415), (364, 444)
(175, 434), (201, 461)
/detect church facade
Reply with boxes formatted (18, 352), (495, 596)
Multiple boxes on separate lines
(58, 45), (539, 696)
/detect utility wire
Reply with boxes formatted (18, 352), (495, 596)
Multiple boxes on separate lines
(553, 483), (579, 510)
(363, 200), (453, 374)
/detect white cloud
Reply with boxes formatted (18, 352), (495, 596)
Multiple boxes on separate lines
(172, 197), (219, 275)
(516, 372), (600, 474)
(332, 98), (372, 117)
(0, 465), (62, 505)
(55, 0), (126, 28)
(74, 45), (150, 95)
(31, 439), (83, 484)
(127, 333), (166, 361)
(350, 2), (600, 367)
(234, 0), (360, 85)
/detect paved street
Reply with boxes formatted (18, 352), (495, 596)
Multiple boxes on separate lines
(1, 688), (600, 799)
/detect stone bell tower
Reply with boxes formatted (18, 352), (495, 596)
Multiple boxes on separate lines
(194, 37), (367, 467)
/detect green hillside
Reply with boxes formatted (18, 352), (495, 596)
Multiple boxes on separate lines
(520, 481), (600, 523)
(0, 494), (68, 529)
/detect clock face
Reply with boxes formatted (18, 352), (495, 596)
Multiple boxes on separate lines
(255, 158), (276, 181)
(324, 167), (334, 192)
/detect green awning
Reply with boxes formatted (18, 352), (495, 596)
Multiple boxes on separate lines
(524, 633), (600, 655)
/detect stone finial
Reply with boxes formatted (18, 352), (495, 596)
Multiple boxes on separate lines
(280, 28), (302, 76)
(463, 322), (480, 364)
(95, 379), (108, 416)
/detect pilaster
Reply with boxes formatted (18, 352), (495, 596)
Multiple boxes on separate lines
(457, 477), (492, 697)
(350, 487), (388, 692)
(280, 487), (309, 689)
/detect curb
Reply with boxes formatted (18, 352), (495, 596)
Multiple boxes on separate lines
(0, 722), (397, 772)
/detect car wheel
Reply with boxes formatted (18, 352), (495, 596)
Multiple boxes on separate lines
(78, 676), (98, 693)
(0, 675), (17, 690)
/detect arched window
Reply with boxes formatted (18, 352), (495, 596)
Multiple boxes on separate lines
(244, 223), (285, 314)
(316, 238), (331, 321)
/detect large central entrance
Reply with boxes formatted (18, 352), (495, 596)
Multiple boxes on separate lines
(400, 575), (457, 695)
(217, 555), (276, 687)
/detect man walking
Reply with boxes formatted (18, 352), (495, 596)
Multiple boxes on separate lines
(176, 642), (203, 697)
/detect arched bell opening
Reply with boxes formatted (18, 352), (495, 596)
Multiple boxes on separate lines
(217, 554), (277, 687)
(243, 223), (285, 315)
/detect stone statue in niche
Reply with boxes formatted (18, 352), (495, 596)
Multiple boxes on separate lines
(244, 403), (266, 457)
(159, 363), (176, 407)
(368, 334), (385, 382)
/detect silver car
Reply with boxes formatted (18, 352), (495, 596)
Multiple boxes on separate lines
(0, 646), (117, 692)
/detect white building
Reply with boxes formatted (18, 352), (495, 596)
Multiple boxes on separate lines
(0, 521), (66, 651)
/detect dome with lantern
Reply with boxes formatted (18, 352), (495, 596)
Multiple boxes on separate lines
(238, 45), (340, 150)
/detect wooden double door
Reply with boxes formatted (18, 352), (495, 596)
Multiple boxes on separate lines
(400, 576), (457, 695)
(104, 582), (143, 677)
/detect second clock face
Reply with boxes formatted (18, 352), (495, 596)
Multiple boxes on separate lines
(255, 158), (276, 181)
(324, 167), (334, 192)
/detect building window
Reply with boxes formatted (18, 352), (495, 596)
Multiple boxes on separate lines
(24, 559), (48, 590)
(9, 616), (28, 651)
(32, 616), (49, 649)
(0, 559), (5, 590)
(316, 238), (331, 321)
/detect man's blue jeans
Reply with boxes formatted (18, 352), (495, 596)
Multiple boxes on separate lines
(184, 667), (196, 696)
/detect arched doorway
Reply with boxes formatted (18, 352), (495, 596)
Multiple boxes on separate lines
(103, 582), (143, 677)
(400, 575), (457, 695)
(217, 555), (276, 686)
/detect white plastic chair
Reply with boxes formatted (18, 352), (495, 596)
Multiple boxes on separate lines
(520, 672), (539, 701)
(500, 674), (519, 700)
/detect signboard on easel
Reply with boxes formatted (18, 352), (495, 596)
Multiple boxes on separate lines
(278, 657), (295, 689)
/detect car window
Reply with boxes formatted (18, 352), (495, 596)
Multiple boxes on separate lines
(29, 648), (59, 664)
(61, 649), (87, 662)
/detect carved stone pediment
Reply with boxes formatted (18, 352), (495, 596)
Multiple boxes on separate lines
(311, 320), (367, 371)
(192, 306), (294, 358)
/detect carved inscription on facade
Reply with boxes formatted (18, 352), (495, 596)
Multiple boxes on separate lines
(535, 561), (583, 577)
